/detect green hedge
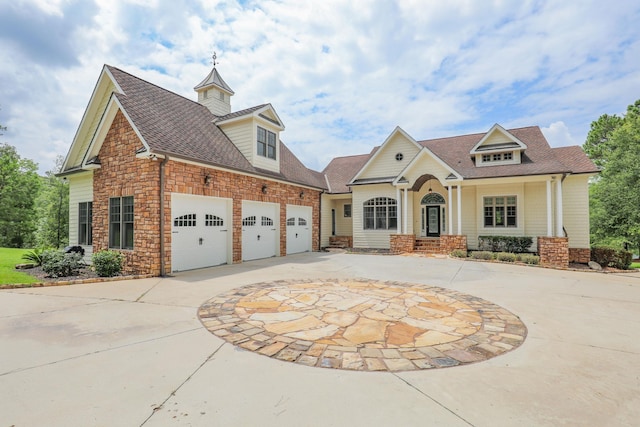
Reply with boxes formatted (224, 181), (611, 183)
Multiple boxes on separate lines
(41, 250), (85, 278)
(92, 250), (125, 277)
(591, 246), (632, 270)
(478, 235), (533, 253)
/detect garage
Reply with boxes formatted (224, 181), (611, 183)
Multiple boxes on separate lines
(171, 194), (231, 272)
(242, 201), (279, 261)
(286, 205), (312, 254)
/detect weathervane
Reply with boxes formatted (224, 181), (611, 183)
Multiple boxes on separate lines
(212, 51), (218, 68)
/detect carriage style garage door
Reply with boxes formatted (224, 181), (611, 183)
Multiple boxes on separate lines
(286, 205), (312, 254)
(171, 194), (231, 272)
(242, 201), (279, 261)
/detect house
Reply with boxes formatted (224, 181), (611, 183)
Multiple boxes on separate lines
(321, 125), (599, 267)
(59, 62), (326, 275)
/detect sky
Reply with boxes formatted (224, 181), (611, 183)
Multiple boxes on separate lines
(0, 0), (639, 175)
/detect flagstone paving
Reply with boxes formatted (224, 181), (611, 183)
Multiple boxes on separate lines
(198, 278), (527, 372)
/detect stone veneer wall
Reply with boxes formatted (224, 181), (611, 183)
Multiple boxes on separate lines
(537, 237), (569, 268)
(390, 234), (415, 254)
(569, 248), (591, 264)
(93, 111), (321, 276)
(329, 236), (353, 247)
(441, 235), (467, 254)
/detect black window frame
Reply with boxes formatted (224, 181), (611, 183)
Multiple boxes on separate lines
(344, 204), (352, 218)
(78, 201), (93, 245)
(257, 126), (277, 160)
(109, 196), (134, 249)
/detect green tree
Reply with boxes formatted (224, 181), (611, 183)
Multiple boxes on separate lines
(588, 100), (640, 253)
(34, 156), (69, 248)
(0, 143), (41, 247)
(583, 114), (624, 168)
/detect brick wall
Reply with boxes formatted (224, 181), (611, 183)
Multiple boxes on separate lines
(441, 235), (467, 254)
(569, 248), (591, 264)
(93, 111), (321, 276)
(537, 237), (569, 268)
(390, 234), (415, 254)
(329, 236), (353, 248)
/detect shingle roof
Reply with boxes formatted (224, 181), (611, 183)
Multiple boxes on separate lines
(106, 66), (325, 189)
(322, 126), (597, 193)
(214, 104), (267, 122)
(193, 67), (235, 94)
(322, 153), (371, 193)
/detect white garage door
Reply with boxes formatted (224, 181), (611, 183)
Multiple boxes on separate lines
(242, 201), (278, 261)
(286, 205), (312, 254)
(171, 194), (231, 272)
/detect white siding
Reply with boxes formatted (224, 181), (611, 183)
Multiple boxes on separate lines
(352, 184), (398, 249)
(460, 186), (477, 247)
(320, 195), (334, 247)
(219, 119), (253, 162)
(68, 172), (94, 258)
(482, 132), (512, 146)
(404, 154), (453, 184)
(475, 182), (526, 238)
(562, 175), (590, 249)
(335, 200), (353, 236)
(252, 121), (281, 173)
(523, 181), (548, 243)
(359, 133), (420, 179)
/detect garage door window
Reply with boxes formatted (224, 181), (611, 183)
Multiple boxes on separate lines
(243, 216), (256, 226)
(298, 218), (307, 226)
(205, 214), (224, 227)
(174, 213), (196, 227)
(286, 217), (295, 226)
(261, 216), (273, 226)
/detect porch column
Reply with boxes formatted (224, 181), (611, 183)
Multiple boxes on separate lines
(457, 185), (462, 234)
(396, 187), (402, 234)
(555, 179), (563, 237)
(546, 179), (553, 237)
(403, 188), (408, 234)
(447, 185), (453, 234)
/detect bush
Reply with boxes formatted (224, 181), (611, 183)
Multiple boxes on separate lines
(92, 250), (125, 277)
(41, 249), (85, 278)
(471, 251), (494, 260)
(591, 246), (632, 270)
(496, 252), (516, 262)
(478, 236), (533, 253)
(21, 248), (47, 266)
(450, 249), (468, 258)
(517, 254), (540, 265)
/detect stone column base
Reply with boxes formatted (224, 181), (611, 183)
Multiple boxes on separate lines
(569, 248), (591, 264)
(441, 235), (467, 254)
(538, 237), (569, 268)
(390, 234), (415, 254)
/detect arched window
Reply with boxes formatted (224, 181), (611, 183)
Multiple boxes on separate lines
(363, 197), (397, 230)
(421, 193), (446, 204)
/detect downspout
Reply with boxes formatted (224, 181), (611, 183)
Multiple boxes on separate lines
(318, 190), (323, 251)
(159, 155), (169, 276)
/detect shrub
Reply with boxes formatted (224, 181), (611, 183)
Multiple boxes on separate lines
(21, 248), (47, 266)
(92, 250), (125, 277)
(517, 254), (540, 265)
(591, 246), (632, 270)
(41, 249), (85, 278)
(471, 251), (494, 260)
(450, 249), (467, 258)
(478, 236), (533, 253)
(496, 252), (516, 262)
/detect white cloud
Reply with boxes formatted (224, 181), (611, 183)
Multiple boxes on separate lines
(541, 121), (576, 148)
(1, 0), (639, 173)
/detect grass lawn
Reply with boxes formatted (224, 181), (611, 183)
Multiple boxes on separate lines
(631, 262), (640, 269)
(0, 248), (40, 285)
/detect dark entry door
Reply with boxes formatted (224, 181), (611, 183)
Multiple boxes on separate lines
(426, 206), (440, 237)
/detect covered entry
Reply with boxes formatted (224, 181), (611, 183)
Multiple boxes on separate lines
(242, 201), (279, 261)
(420, 192), (445, 237)
(286, 205), (312, 254)
(171, 194), (231, 272)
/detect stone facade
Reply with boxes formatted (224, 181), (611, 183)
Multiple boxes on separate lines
(390, 234), (415, 254)
(569, 248), (591, 264)
(441, 235), (468, 254)
(329, 236), (353, 248)
(93, 111), (321, 276)
(537, 237), (569, 268)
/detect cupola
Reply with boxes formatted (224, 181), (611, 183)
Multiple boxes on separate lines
(194, 52), (234, 116)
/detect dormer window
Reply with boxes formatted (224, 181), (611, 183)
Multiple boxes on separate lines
(493, 153), (502, 161)
(257, 126), (277, 160)
(503, 152), (513, 160)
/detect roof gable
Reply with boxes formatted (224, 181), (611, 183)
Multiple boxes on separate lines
(350, 126), (422, 183)
(216, 103), (285, 130)
(470, 124), (527, 154)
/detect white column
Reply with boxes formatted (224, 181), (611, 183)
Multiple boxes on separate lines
(448, 186), (453, 235)
(457, 185), (462, 235)
(555, 179), (563, 237)
(404, 188), (408, 234)
(546, 179), (553, 237)
(396, 187), (402, 234)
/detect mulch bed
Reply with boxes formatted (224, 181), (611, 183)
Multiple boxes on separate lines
(22, 265), (101, 283)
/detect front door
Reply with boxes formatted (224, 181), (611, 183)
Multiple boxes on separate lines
(422, 206), (441, 237)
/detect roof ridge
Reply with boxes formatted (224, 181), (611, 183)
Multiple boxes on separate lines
(106, 64), (203, 108)
(417, 125), (541, 144)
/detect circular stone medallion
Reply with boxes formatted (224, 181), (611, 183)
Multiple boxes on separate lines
(198, 279), (527, 372)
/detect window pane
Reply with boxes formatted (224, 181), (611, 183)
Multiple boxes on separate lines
(507, 205), (517, 226)
(363, 206), (374, 229)
(375, 206), (386, 229)
(124, 223), (134, 249)
(484, 206), (494, 227)
(388, 205), (397, 229)
(109, 198), (121, 248)
(267, 131), (276, 159)
(483, 197), (492, 207)
(495, 197), (504, 205)
(495, 206), (505, 226)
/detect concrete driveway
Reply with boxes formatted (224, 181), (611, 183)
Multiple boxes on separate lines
(1, 252), (638, 426)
